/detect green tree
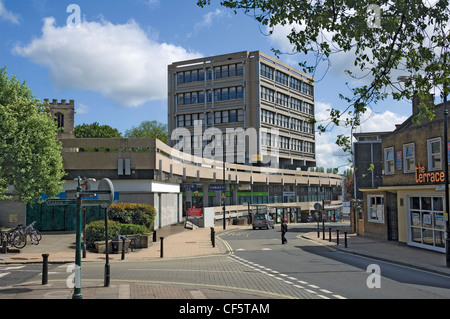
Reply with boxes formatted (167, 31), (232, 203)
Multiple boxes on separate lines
(124, 120), (168, 144)
(74, 122), (122, 138)
(198, 0), (450, 151)
(0, 67), (65, 203)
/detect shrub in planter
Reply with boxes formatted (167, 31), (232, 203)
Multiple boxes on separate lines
(108, 203), (156, 231)
(85, 220), (147, 249)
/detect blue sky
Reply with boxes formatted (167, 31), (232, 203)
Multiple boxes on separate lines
(0, 0), (414, 170)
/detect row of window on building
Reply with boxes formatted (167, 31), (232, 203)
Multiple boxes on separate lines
(384, 137), (442, 174)
(176, 109), (245, 128)
(261, 109), (314, 134)
(260, 86), (314, 115)
(261, 131), (315, 154)
(260, 63), (314, 97)
(176, 86), (244, 106)
(176, 63), (244, 85)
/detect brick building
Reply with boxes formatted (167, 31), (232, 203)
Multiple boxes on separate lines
(359, 96), (449, 252)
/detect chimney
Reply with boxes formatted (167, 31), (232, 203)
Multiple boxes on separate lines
(412, 94), (434, 116)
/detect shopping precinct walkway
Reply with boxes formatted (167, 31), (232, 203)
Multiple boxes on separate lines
(1, 221), (450, 299)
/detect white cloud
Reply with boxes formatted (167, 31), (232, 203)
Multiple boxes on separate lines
(188, 9), (229, 38)
(0, 0), (19, 24)
(13, 17), (201, 107)
(76, 103), (90, 115)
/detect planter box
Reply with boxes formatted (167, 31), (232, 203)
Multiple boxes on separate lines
(93, 233), (153, 253)
(94, 240), (111, 254)
(126, 233), (152, 249)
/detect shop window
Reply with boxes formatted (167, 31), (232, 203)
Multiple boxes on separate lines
(408, 195), (445, 251)
(367, 195), (384, 223)
(427, 137), (442, 171)
(384, 147), (394, 174)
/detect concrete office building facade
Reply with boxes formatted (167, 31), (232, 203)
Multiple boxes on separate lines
(168, 51), (316, 170)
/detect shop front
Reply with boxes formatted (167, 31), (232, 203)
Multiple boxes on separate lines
(364, 185), (447, 253)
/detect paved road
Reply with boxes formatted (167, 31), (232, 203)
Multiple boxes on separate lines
(3, 223), (450, 300)
(218, 224), (450, 299)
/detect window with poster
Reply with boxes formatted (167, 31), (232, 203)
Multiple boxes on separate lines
(367, 195), (384, 223)
(408, 195), (445, 252)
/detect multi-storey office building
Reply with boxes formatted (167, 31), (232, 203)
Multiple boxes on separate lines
(168, 51), (316, 170)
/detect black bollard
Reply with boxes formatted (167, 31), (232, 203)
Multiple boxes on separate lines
(160, 237), (164, 258)
(336, 229), (340, 245)
(1, 237), (7, 254)
(322, 220), (325, 240)
(153, 230), (157, 243)
(212, 231), (215, 248)
(121, 237), (126, 260)
(42, 254), (49, 285)
(317, 221), (320, 238)
(210, 227), (214, 243)
(329, 227), (332, 242)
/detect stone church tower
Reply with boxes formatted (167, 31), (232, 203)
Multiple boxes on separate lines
(44, 99), (75, 139)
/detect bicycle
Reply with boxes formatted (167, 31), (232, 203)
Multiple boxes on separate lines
(1, 222), (42, 249)
(1, 226), (26, 249)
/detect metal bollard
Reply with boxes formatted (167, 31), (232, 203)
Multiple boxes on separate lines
(212, 231), (215, 248)
(42, 254), (49, 285)
(317, 221), (320, 238)
(322, 221), (325, 240)
(153, 230), (157, 242)
(210, 227), (214, 243)
(336, 229), (340, 245)
(1, 237), (7, 254)
(329, 227), (332, 242)
(160, 237), (164, 258)
(344, 232), (348, 248)
(121, 237), (126, 260)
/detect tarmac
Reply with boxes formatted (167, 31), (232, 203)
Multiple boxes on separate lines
(1, 220), (450, 300)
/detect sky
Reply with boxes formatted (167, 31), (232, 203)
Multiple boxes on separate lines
(0, 0), (415, 172)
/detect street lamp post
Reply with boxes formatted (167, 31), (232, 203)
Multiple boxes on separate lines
(223, 138), (226, 230)
(73, 177), (83, 299)
(443, 71), (450, 267)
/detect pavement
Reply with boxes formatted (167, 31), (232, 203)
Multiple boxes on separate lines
(1, 221), (450, 300)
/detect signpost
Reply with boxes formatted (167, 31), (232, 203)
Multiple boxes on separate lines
(45, 177), (114, 299)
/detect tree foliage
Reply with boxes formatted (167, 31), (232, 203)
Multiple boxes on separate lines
(124, 120), (168, 144)
(74, 122), (123, 138)
(198, 0), (450, 150)
(0, 67), (65, 203)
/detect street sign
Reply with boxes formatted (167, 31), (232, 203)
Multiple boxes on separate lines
(188, 208), (202, 217)
(208, 184), (225, 192)
(65, 190), (97, 199)
(220, 192), (227, 200)
(81, 199), (111, 207)
(46, 199), (75, 206)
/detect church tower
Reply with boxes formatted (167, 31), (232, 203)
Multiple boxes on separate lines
(44, 99), (75, 139)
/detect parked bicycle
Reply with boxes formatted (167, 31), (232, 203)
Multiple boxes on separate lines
(0, 222), (42, 249)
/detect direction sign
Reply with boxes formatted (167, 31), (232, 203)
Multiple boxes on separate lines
(46, 199), (75, 206)
(81, 199), (111, 207)
(65, 190), (97, 199)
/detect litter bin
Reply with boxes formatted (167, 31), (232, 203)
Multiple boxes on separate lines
(111, 235), (131, 254)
